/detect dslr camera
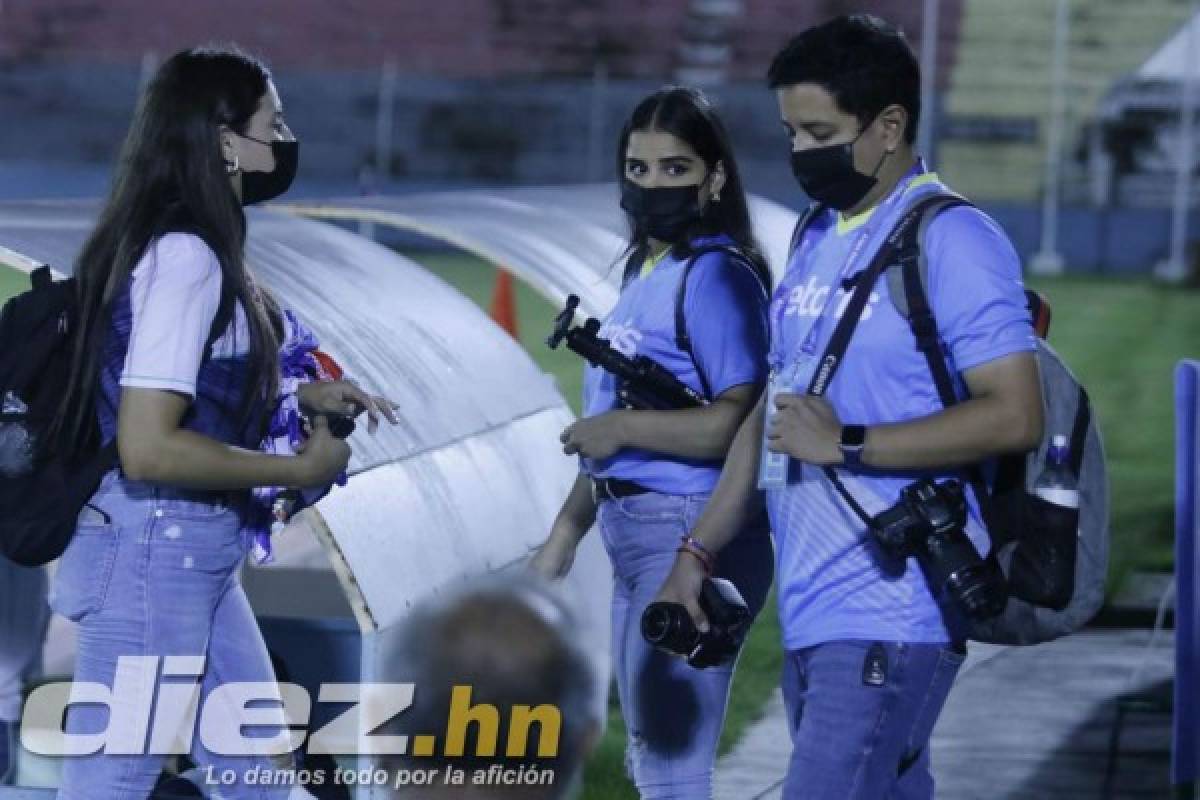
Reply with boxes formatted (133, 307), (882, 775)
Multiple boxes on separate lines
(641, 578), (751, 668)
(870, 478), (1007, 621)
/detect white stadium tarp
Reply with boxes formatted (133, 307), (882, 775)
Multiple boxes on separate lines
(281, 183), (799, 318)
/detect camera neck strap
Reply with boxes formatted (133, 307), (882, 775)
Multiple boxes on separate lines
(796, 192), (962, 529)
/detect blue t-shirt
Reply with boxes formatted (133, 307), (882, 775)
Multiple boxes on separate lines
(768, 172), (1038, 649)
(581, 235), (770, 495)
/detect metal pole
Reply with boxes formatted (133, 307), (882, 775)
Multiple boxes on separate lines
(1157, 2), (1200, 282)
(917, 0), (940, 166)
(1031, 0), (1070, 276)
(375, 59), (399, 181)
(362, 59), (398, 240)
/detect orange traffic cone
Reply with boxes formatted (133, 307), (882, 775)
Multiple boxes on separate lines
(490, 268), (519, 338)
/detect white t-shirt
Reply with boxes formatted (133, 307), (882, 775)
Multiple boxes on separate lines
(120, 233), (250, 398)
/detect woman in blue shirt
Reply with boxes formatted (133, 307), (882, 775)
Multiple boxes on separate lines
(532, 87), (774, 799)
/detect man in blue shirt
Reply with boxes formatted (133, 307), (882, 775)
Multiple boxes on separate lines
(655, 15), (1044, 799)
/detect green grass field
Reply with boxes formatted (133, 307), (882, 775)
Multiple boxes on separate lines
(1, 254), (1194, 799)
(0, 266), (27, 302)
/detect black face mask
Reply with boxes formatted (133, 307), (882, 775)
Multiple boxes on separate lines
(789, 129), (886, 212)
(238, 137), (299, 206)
(620, 180), (704, 243)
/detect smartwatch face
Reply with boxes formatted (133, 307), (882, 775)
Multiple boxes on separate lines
(842, 425), (866, 448)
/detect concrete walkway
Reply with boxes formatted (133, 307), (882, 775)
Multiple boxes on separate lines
(713, 631), (1173, 799)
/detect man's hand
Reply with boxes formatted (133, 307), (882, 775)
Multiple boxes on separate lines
(765, 393), (843, 465)
(560, 412), (630, 460)
(298, 379), (399, 435)
(652, 553), (711, 633)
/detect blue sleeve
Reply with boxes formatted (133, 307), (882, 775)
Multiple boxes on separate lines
(925, 206), (1037, 372)
(683, 252), (771, 397)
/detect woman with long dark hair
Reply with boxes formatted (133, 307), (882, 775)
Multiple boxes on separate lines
(531, 87), (774, 798)
(47, 46), (394, 798)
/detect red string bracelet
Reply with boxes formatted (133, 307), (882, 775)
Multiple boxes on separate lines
(678, 535), (714, 575)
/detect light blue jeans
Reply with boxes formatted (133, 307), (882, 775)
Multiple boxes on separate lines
(781, 640), (966, 799)
(48, 470), (294, 800)
(597, 490), (773, 800)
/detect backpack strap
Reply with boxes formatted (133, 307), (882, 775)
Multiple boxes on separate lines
(886, 194), (1025, 536)
(1068, 387), (1091, 477)
(674, 244), (769, 402)
(884, 192), (971, 324)
(891, 199), (972, 409)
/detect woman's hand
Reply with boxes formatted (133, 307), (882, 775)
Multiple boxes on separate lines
(529, 529), (580, 581)
(765, 393), (842, 465)
(653, 552), (711, 633)
(560, 412), (629, 460)
(298, 379), (399, 435)
(293, 415), (352, 487)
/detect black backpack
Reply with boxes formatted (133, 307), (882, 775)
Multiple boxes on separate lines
(0, 260), (232, 567)
(0, 266), (115, 566)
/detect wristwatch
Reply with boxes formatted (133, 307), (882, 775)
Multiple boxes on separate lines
(839, 424), (867, 468)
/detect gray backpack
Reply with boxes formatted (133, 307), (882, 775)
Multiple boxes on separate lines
(792, 193), (1110, 645)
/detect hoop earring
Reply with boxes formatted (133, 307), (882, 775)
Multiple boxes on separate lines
(225, 154), (240, 175)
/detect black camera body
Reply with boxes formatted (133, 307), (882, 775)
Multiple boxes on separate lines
(870, 478), (1008, 621)
(641, 578), (752, 668)
(270, 412), (356, 529)
(315, 412), (356, 440)
(547, 295), (705, 411)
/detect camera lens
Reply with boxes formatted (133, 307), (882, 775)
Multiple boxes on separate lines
(641, 602), (699, 655)
(641, 605), (673, 643)
(945, 562), (1008, 621)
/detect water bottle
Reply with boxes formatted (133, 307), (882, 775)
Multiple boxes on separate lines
(1033, 434), (1079, 509)
(1024, 434), (1081, 609)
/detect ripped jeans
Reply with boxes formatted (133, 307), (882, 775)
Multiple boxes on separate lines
(47, 470), (295, 800)
(597, 490), (773, 800)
